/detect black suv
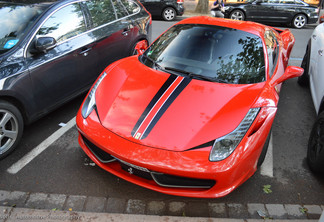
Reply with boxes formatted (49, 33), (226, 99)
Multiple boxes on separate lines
(0, 0), (151, 159)
(139, 0), (185, 21)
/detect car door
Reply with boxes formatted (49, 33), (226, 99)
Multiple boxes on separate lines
(309, 24), (324, 112)
(249, 0), (280, 22)
(25, 2), (98, 114)
(272, 0), (296, 23)
(83, 0), (135, 73)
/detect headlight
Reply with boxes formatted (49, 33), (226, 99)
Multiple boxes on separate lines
(209, 108), (260, 162)
(81, 72), (107, 118)
(223, 6), (230, 11)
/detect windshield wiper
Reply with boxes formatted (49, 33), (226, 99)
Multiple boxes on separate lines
(164, 66), (228, 83)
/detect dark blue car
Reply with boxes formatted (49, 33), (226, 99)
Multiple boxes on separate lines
(0, 0), (151, 159)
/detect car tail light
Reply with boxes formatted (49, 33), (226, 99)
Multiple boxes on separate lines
(177, 0), (184, 3)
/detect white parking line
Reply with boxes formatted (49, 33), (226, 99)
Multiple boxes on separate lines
(7, 117), (76, 174)
(260, 134), (274, 177)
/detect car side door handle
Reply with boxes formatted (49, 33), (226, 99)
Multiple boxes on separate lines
(79, 47), (92, 56)
(122, 28), (130, 36)
(319, 50), (323, 56)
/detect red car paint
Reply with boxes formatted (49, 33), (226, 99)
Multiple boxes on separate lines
(76, 17), (303, 198)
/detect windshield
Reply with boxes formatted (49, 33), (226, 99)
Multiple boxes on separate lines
(141, 24), (265, 84)
(0, 3), (46, 55)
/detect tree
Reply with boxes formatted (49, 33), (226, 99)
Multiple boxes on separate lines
(195, 0), (209, 14)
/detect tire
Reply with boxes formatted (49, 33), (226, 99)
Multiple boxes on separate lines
(162, 7), (176, 21)
(298, 44), (310, 86)
(129, 39), (148, 56)
(0, 101), (24, 160)
(307, 111), (324, 174)
(292, 14), (307, 29)
(230, 10), (245, 21)
(257, 130), (271, 168)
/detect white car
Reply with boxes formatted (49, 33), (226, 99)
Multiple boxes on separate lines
(298, 15), (324, 174)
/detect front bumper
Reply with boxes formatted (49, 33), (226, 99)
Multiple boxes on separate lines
(76, 107), (275, 198)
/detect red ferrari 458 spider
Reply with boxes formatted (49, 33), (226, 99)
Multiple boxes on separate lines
(76, 16), (303, 198)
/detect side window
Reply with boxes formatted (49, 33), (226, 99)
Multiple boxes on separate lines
(85, 0), (116, 28)
(120, 0), (140, 14)
(265, 30), (279, 77)
(111, 0), (129, 18)
(37, 3), (86, 43)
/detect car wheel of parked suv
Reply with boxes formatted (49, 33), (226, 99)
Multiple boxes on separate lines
(0, 101), (24, 160)
(162, 7), (176, 21)
(307, 111), (324, 174)
(292, 14), (307, 29)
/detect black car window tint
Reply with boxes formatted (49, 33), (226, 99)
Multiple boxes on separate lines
(120, 0), (140, 14)
(143, 24), (265, 84)
(37, 3), (86, 43)
(85, 0), (116, 28)
(111, 0), (128, 18)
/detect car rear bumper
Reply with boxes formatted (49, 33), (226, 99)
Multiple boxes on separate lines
(76, 107), (275, 198)
(177, 4), (185, 16)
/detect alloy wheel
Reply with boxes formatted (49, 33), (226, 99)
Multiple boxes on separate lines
(293, 15), (306, 28)
(0, 109), (19, 155)
(163, 8), (175, 21)
(230, 11), (244, 20)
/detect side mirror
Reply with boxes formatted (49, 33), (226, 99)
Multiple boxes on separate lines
(274, 66), (304, 85)
(319, 15), (324, 24)
(135, 40), (148, 55)
(35, 37), (56, 53)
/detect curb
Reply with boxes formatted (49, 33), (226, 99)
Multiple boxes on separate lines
(1, 190), (323, 220)
(0, 207), (321, 222)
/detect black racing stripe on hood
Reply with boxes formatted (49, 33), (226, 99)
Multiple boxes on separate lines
(140, 77), (191, 139)
(131, 74), (177, 137)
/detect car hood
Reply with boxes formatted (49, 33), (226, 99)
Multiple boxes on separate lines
(95, 56), (265, 151)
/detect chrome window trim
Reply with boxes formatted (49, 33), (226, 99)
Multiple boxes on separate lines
(24, 0), (141, 58)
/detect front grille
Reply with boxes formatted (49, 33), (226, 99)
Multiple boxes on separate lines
(81, 135), (115, 163)
(81, 134), (215, 189)
(151, 172), (215, 188)
(120, 162), (153, 180)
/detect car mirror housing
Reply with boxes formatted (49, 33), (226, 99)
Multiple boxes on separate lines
(35, 37), (57, 53)
(274, 66), (304, 85)
(135, 40), (148, 55)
